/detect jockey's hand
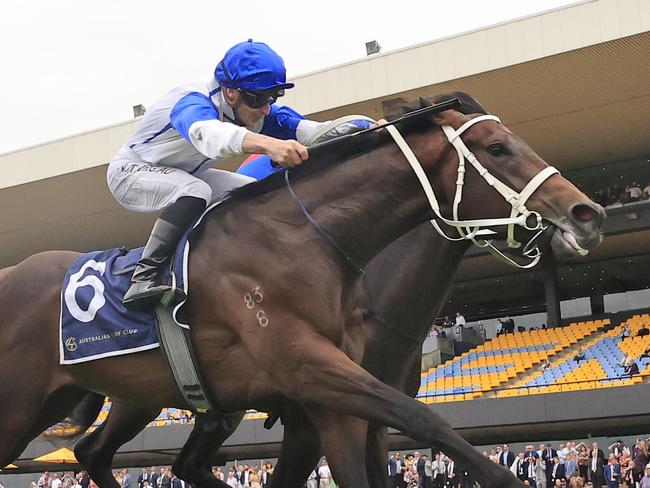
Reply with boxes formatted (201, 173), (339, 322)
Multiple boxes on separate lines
(265, 139), (309, 168)
(374, 118), (388, 126)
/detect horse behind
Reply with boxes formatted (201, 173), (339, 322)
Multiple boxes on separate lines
(0, 93), (604, 488)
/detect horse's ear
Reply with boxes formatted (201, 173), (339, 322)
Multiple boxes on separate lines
(419, 96), (433, 108)
(382, 97), (420, 120)
(431, 106), (465, 128)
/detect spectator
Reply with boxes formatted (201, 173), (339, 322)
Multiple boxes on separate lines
(422, 454), (433, 488)
(225, 470), (239, 488)
(550, 457), (566, 485)
(638, 324), (649, 337)
(573, 348), (586, 363)
(403, 465), (418, 488)
(588, 442), (605, 487)
(643, 183), (650, 198)
(576, 444), (589, 480)
(445, 457), (459, 488)
(604, 455), (621, 488)
(628, 182), (643, 201)
(593, 189), (609, 207)
(317, 458), (333, 488)
(389, 452), (405, 488)
(51, 474), (62, 488)
(122, 469), (132, 488)
(565, 452), (578, 480)
(623, 357), (640, 377)
(534, 457), (547, 488)
(609, 439), (626, 459)
(500, 444), (516, 468)
(524, 445), (539, 460)
(623, 460), (638, 487)
(38, 472), (51, 488)
(455, 312), (466, 327)
(634, 439), (650, 481)
(540, 359), (551, 371)
(641, 464), (650, 488)
(641, 346), (650, 359)
(432, 453), (446, 488)
(620, 325), (631, 341)
(512, 453), (526, 482)
(306, 469), (318, 488)
(261, 462), (273, 487)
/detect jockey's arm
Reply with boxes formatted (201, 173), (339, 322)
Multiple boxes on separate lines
(242, 132), (307, 168)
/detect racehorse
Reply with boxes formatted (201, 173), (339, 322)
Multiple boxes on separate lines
(0, 93), (603, 488)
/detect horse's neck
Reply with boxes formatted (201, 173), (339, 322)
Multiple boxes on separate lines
(361, 224), (470, 342)
(284, 130), (450, 270)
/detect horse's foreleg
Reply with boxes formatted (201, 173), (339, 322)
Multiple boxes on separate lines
(74, 400), (159, 488)
(283, 346), (523, 488)
(304, 407), (370, 488)
(366, 424), (391, 488)
(268, 403), (322, 488)
(172, 411), (245, 488)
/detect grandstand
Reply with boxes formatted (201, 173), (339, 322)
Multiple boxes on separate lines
(418, 314), (650, 403)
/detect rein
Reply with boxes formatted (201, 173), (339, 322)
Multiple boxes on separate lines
(285, 170), (366, 275)
(285, 99), (561, 273)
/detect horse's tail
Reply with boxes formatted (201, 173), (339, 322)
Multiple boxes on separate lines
(43, 392), (106, 439)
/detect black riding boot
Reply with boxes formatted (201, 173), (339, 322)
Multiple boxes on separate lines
(122, 196), (206, 308)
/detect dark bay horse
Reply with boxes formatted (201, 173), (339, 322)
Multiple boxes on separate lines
(0, 94), (603, 488)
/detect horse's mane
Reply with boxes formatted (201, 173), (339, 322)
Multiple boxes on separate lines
(225, 91), (487, 202)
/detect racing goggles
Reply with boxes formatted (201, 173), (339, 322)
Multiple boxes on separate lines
(239, 88), (284, 108)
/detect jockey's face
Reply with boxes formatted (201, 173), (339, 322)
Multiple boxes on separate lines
(223, 87), (271, 129)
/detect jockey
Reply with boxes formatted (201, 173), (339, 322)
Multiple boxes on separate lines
(107, 39), (371, 308)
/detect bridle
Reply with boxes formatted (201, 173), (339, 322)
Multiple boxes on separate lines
(385, 114), (559, 269)
(286, 100), (560, 272)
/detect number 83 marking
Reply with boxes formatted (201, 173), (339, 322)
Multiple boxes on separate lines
(244, 286), (269, 328)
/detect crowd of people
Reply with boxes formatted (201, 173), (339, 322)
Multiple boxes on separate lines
(386, 438), (650, 488)
(9, 441), (650, 488)
(591, 182), (650, 208)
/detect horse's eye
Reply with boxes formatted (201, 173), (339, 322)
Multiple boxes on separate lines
(488, 143), (505, 156)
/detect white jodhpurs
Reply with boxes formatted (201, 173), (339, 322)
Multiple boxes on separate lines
(107, 156), (255, 213)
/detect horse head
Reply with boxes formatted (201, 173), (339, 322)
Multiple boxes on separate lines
(388, 92), (604, 265)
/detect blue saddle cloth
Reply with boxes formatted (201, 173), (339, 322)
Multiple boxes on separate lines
(60, 247), (162, 364)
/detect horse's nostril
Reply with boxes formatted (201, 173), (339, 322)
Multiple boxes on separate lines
(572, 204), (597, 223)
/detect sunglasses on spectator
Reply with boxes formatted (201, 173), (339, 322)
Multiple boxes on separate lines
(239, 88), (284, 108)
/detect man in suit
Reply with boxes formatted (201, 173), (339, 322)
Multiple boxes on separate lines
(499, 444), (516, 468)
(137, 469), (149, 488)
(589, 442), (606, 487)
(432, 453), (446, 488)
(388, 452), (405, 488)
(148, 468), (158, 488)
(511, 452), (537, 486)
(542, 444), (558, 486)
(121, 469), (132, 488)
(413, 452), (427, 488)
(604, 455), (621, 488)
(171, 476), (186, 488)
(445, 457), (459, 488)
(549, 457), (565, 486)
(514, 454), (529, 484)
(422, 455), (434, 488)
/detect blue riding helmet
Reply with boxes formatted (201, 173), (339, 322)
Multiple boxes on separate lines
(215, 39), (295, 92)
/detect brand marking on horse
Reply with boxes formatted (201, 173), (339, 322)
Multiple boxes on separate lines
(244, 286), (269, 328)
